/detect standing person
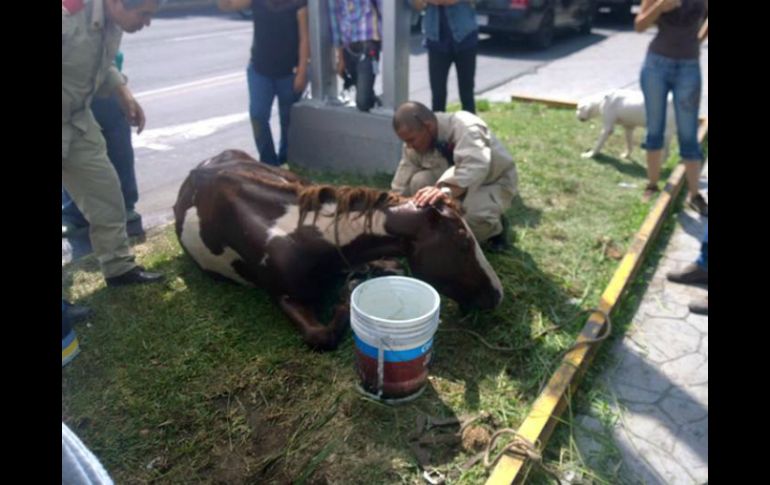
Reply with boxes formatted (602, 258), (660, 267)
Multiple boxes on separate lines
(666, 220), (708, 314)
(390, 101), (518, 251)
(635, 0), (708, 214)
(62, 51), (143, 238)
(329, 0), (382, 112)
(413, 0), (478, 113)
(218, 0), (309, 168)
(62, 0), (165, 287)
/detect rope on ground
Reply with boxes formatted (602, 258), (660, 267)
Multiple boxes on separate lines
(482, 428), (562, 483)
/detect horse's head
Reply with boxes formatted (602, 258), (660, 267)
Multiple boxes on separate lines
(390, 201), (503, 311)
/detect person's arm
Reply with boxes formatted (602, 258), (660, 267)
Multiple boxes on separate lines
(391, 147), (421, 195)
(438, 124), (492, 191)
(217, 0), (251, 12)
(294, 6), (310, 93)
(698, 17), (708, 43)
(634, 0), (681, 33)
(115, 83), (146, 134)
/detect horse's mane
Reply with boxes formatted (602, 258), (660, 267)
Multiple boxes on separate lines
(297, 185), (406, 232)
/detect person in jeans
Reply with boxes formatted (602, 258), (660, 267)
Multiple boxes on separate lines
(329, 0), (382, 112)
(666, 220), (707, 314)
(62, 51), (143, 238)
(413, 0), (478, 113)
(218, 0), (310, 167)
(635, 0), (708, 215)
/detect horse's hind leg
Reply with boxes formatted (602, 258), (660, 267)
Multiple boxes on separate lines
(278, 296), (349, 351)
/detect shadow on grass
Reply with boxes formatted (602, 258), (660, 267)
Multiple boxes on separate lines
(591, 153), (648, 179)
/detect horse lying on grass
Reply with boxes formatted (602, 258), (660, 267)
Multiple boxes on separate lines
(174, 150), (503, 351)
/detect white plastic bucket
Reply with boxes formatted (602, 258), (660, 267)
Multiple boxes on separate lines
(350, 276), (441, 401)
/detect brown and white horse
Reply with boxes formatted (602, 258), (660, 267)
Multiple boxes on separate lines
(174, 150), (503, 351)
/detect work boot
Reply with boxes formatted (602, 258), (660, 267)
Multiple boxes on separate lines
(666, 263), (708, 286)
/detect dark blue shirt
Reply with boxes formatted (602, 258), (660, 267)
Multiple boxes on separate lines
(425, 6), (478, 53)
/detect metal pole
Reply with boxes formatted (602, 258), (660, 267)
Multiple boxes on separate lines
(308, 0), (337, 103)
(381, 0), (411, 110)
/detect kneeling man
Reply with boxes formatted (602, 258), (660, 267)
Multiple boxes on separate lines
(390, 101), (518, 251)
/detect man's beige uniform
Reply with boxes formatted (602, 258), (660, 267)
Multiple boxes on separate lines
(391, 111), (518, 242)
(62, 0), (135, 278)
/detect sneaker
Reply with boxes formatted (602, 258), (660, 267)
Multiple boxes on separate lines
(687, 193), (708, 217)
(666, 262), (708, 286)
(62, 328), (81, 367)
(689, 297), (708, 315)
(641, 183), (660, 203)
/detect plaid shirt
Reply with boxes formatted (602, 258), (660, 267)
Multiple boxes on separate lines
(328, 0), (382, 47)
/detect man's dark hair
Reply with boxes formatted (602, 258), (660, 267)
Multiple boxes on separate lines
(393, 101), (437, 133)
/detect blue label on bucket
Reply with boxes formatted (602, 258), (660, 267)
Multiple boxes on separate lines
(354, 335), (433, 362)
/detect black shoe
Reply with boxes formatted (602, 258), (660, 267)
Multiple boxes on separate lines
(105, 266), (164, 287)
(689, 297), (708, 315)
(486, 215), (512, 253)
(63, 300), (92, 324)
(666, 263), (708, 286)
(687, 193), (708, 217)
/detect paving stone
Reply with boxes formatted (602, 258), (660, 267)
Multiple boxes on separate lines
(621, 404), (679, 454)
(698, 334), (707, 356)
(659, 391), (708, 426)
(636, 295), (690, 320)
(614, 382), (662, 404)
(573, 415), (606, 459)
(660, 354), (708, 386)
(672, 417), (709, 483)
(614, 353), (672, 393)
(685, 312), (708, 335)
(631, 317), (701, 362)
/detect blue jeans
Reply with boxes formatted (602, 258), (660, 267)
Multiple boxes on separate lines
(696, 221), (708, 269)
(62, 95), (138, 227)
(342, 41), (379, 112)
(640, 51), (703, 161)
(247, 63), (301, 166)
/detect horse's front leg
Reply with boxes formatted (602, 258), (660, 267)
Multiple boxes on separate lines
(277, 295), (349, 351)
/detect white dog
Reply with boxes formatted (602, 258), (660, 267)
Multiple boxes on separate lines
(576, 89), (675, 160)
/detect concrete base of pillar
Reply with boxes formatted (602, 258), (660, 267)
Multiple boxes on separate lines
(288, 101), (402, 176)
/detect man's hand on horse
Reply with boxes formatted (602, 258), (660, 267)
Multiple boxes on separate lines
(413, 185), (461, 207)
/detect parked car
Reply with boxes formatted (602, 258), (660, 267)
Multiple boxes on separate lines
(474, 0), (597, 49)
(596, 0), (639, 19)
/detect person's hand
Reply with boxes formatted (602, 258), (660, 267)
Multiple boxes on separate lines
(659, 0), (681, 13)
(294, 69), (308, 94)
(413, 186), (449, 207)
(115, 84), (146, 134)
(335, 48), (345, 77)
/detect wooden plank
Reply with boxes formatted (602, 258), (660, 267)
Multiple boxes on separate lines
(509, 94), (577, 109)
(486, 117), (708, 485)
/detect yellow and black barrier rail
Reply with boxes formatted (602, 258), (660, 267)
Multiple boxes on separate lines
(486, 94), (708, 485)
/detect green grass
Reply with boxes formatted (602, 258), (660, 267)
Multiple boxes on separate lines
(62, 101), (685, 484)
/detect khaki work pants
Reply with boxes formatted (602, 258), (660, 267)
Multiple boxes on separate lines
(62, 115), (135, 278)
